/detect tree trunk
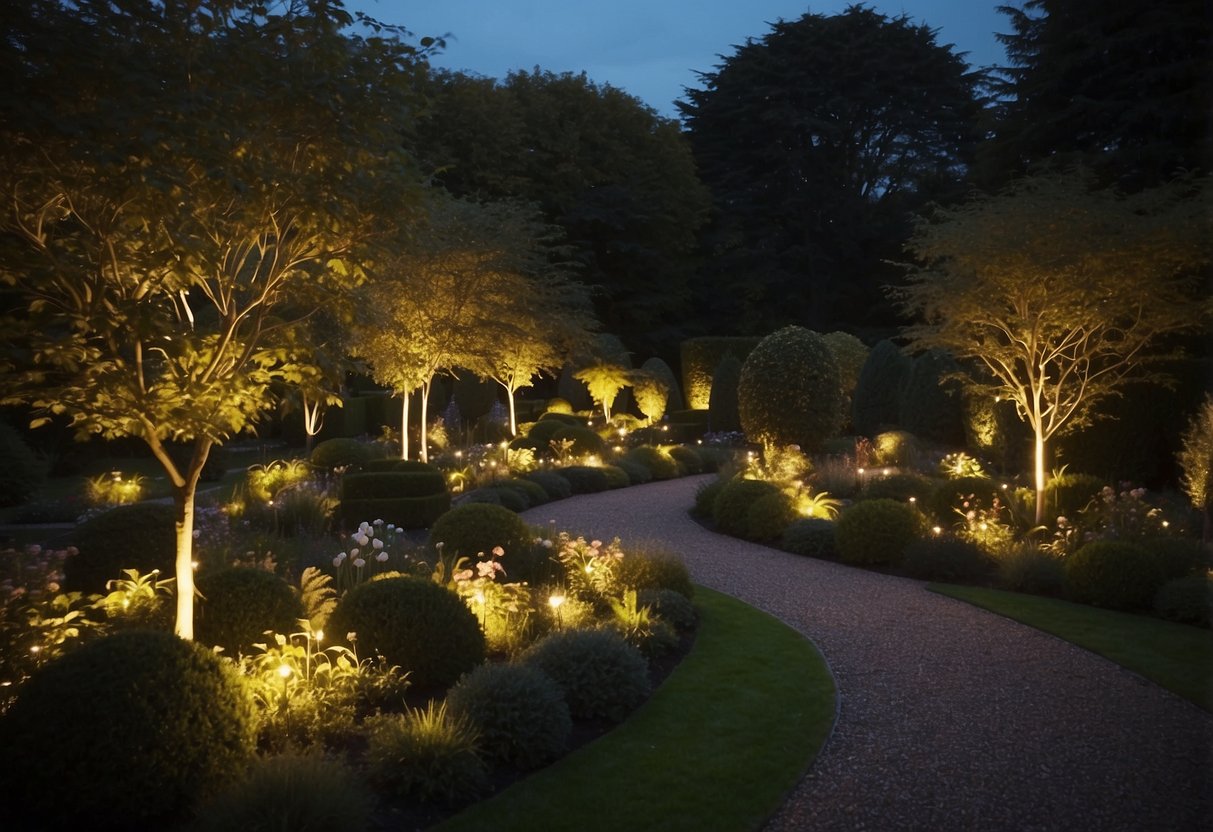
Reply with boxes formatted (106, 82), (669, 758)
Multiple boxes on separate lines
(419, 382), (431, 463)
(1034, 429), (1047, 526)
(400, 393), (410, 460)
(171, 437), (211, 640)
(303, 396), (323, 454)
(506, 383), (518, 437)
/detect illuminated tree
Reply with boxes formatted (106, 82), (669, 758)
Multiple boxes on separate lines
(1177, 396), (1213, 542)
(0, 0), (433, 637)
(575, 363), (631, 424)
(630, 369), (670, 425)
(898, 171), (1210, 524)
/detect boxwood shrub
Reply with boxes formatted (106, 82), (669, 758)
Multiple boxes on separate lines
(340, 493), (450, 530)
(1064, 540), (1162, 610)
(614, 544), (694, 599)
(738, 326), (843, 453)
(521, 629), (650, 723)
(746, 490), (798, 542)
(622, 446), (680, 480)
(781, 518), (837, 559)
(68, 502), (177, 593)
(902, 537), (992, 583)
(553, 465), (611, 494)
(712, 478), (781, 537)
(666, 445), (703, 475)
(523, 471), (573, 501)
(616, 458), (652, 485)
(310, 438), (376, 470)
(446, 662), (571, 769)
(195, 567), (305, 655)
(834, 498), (924, 567)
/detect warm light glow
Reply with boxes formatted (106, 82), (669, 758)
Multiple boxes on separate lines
(277, 663), (292, 679)
(315, 629), (324, 642)
(908, 497), (917, 504)
(474, 590), (486, 604)
(882, 468), (890, 477)
(548, 594), (565, 609)
(858, 467), (865, 476)
(932, 526), (942, 535)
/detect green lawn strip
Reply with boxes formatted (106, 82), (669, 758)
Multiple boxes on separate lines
(436, 586), (836, 832)
(929, 583), (1212, 712)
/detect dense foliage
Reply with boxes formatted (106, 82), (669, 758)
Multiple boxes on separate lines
(739, 327), (843, 452)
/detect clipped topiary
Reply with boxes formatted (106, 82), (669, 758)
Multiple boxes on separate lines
(708, 353), (743, 433)
(903, 537), (992, 582)
(599, 464), (631, 489)
(495, 477), (550, 507)
(641, 357), (684, 412)
(446, 662), (571, 769)
(523, 470), (573, 501)
(851, 339), (912, 438)
(713, 477), (781, 537)
(553, 465), (611, 494)
(427, 502), (535, 561)
(1153, 574), (1212, 627)
(462, 486), (530, 513)
(666, 445), (703, 475)
(329, 576), (484, 690)
(521, 629), (650, 723)
(739, 326), (843, 452)
(69, 502), (177, 592)
(614, 544), (694, 599)
(616, 458), (652, 485)
(195, 567), (304, 655)
(0, 421), (44, 507)
(551, 424), (605, 456)
(1065, 540), (1161, 610)
(834, 498), (924, 567)
(190, 753), (374, 832)
(781, 518), (837, 559)
(746, 490), (798, 542)
(622, 446), (680, 480)
(310, 437), (375, 470)
(0, 630), (254, 831)
(897, 350), (965, 444)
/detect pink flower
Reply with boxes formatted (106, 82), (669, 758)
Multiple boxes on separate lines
(492, 546), (505, 557)
(590, 540), (602, 549)
(353, 558), (366, 568)
(453, 569), (474, 582)
(477, 561), (497, 578)
(376, 551), (389, 563)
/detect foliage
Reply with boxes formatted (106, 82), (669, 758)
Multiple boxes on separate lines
(622, 446), (680, 480)
(898, 170), (1210, 523)
(821, 332), (870, 427)
(666, 445), (703, 475)
(311, 438), (377, 471)
(68, 502), (177, 593)
(851, 340), (913, 438)
(902, 538), (992, 582)
(1153, 574), (1212, 628)
(244, 459), (314, 505)
(1064, 540), (1167, 610)
(574, 363), (631, 423)
(195, 567), (304, 656)
(522, 628), (651, 723)
(612, 544), (694, 599)
(189, 753), (375, 832)
(897, 351), (966, 444)
(713, 478), (782, 538)
(427, 502), (539, 580)
(962, 393), (1031, 473)
(494, 477), (550, 508)
(98, 567), (175, 631)
(446, 661), (572, 769)
(0, 423), (43, 508)
(607, 587), (678, 658)
(641, 357), (684, 413)
(299, 567), (337, 631)
(0, 630), (254, 830)
(1178, 395), (1213, 539)
(1044, 472), (1106, 520)
(524, 470), (573, 501)
(554, 465), (612, 494)
(746, 491), (798, 542)
(938, 452), (986, 479)
(554, 534), (625, 602)
(870, 430), (921, 468)
(680, 337), (764, 409)
(924, 476), (1000, 526)
(83, 470), (145, 506)
(993, 543), (1066, 596)
(329, 577), (484, 691)
(739, 327), (843, 453)
(693, 478), (726, 518)
(781, 518), (838, 560)
(638, 588), (698, 631)
(679, 6), (983, 334)
(861, 472), (934, 503)
(707, 353), (744, 434)
(631, 368), (670, 424)
(954, 493), (1018, 556)
(834, 499), (924, 567)
(616, 458), (652, 486)
(552, 424), (606, 456)
(365, 702), (487, 805)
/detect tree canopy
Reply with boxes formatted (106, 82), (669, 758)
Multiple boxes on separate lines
(678, 4), (986, 336)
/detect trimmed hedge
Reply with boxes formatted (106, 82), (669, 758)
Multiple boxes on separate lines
(311, 438), (376, 470)
(667, 445), (703, 475)
(553, 466), (611, 494)
(781, 518), (837, 559)
(521, 629), (650, 723)
(681, 336), (763, 409)
(713, 478), (781, 538)
(707, 353), (743, 433)
(340, 493), (450, 530)
(1065, 540), (1164, 610)
(622, 446), (680, 480)
(446, 662), (571, 769)
(523, 471), (573, 501)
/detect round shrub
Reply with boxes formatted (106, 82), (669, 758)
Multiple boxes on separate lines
(69, 502), (177, 592)
(616, 458), (653, 485)
(599, 464), (631, 489)
(1065, 540), (1161, 610)
(666, 445), (703, 475)
(551, 424), (605, 456)
(995, 543), (1065, 596)
(746, 490), (798, 542)
(329, 577), (484, 690)
(623, 446), (680, 480)
(496, 477), (550, 507)
(692, 478), (725, 518)
(190, 754), (374, 832)
(446, 662), (571, 769)
(521, 629), (650, 723)
(851, 338), (912, 438)
(739, 326), (843, 453)
(0, 630), (254, 831)
(862, 472), (935, 503)
(427, 502), (535, 561)
(870, 430), (922, 467)
(925, 475), (999, 524)
(523, 470), (573, 501)
(638, 587), (697, 630)
(781, 518), (837, 559)
(553, 465), (611, 494)
(463, 485), (529, 513)
(834, 498), (924, 567)
(365, 703), (487, 805)
(713, 478), (781, 537)
(310, 437), (375, 470)
(1153, 574), (1212, 627)
(196, 567), (305, 655)
(614, 545), (694, 599)
(0, 421), (43, 507)
(538, 411), (584, 426)
(902, 538), (992, 583)
(1141, 537), (1208, 583)
(708, 353), (743, 432)
(545, 398), (575, 414)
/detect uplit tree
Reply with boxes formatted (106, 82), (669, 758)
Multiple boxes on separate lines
(575, 363), (631, 424)
(0, 0), (433, 638)
(1177, 396), (1213, 542)
(897, 171), (1210, 524)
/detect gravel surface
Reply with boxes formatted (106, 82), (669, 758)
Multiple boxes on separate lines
(522, 475), (1213, 832)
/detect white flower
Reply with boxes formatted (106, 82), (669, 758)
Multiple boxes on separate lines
(335, 552), (347, 562)
(332, 556), (344, 567)
(376, 551), (389, 563)
(355, 533), (370, 546)
(374, 518), (384, 526)
(542, 539), (553, 549)
(435, 541), (445, 552)
(353, 558), (366, 568)
(372, 539), (384, 550)
(349, 548), (360, 558)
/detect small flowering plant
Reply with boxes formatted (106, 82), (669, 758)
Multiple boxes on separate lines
(332, 519), (401, 593)
(1079, 484), (1171, 541)
(554, 533), (625, 600)
(954, 494), (1016, 554)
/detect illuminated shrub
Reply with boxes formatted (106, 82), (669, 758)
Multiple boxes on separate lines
(310, 437), (375, 470)
(446, 662), (571, 769)
(739, 327), (843, 452)
(365, 702), (487, 805)
(641, 357), (684, 412)
(1153, 574), (1212, 627)
(708, 353), (743, 432)
(427, 503), (534, 561)
(614, 544), (694, 598)
(681, 336), (763, 409)
(781, 518), (837, 559)
(692, 478), (725, 518)
(713, 478), (781, 537)
(522, 629), (650, 723)
(666, 445), (703, 475)
(851, 339), (912, 438)
(632, 370), (670, 424)
(523, 470), (573, 501)
(963, 393), (1030, 473)
(622, 446), (679, 480)
(195, 567), (304, 655)
(0, 630), (254, 830)
(551, 424), (605, 456)
(599, 464), (631, 489)
(903, 538), (992, 582)
(68, 502), (177, 593)
(538, 411), (585, 427)
(553, 465), (611, 494)
(545, 397), (575, 414)
(870, 430), (921, 467)
(1064, 540), (1164, 610)
(0, 422), (43, 507)
(835, 499), (924, 567)
(638, 587), (697, 630)
(192, 754), (374, 832)
(329, 577), (484, 690)
(747, 490), (798, 542)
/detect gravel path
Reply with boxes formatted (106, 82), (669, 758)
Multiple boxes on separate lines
(522, 475), (1213, 832)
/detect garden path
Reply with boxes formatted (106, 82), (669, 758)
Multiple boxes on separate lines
(522, 475), (1213, 832)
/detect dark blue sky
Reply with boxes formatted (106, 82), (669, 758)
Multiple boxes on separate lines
(355, 1), (1011, 117)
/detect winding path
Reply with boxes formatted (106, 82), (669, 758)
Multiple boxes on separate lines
(522, 475), (1213, 832)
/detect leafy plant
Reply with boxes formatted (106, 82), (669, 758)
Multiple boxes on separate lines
(84, 470), (146, 506)
(521, 628), (650, 723)
(834, 498), (924, 567)
(97, 567), (175, 630)
(446, 662), (571, 769)
(607, 588), (677, 657)
(366, 701), (487, 804)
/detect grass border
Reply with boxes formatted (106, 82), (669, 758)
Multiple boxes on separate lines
(929, 583), (1212, 712)
(436, 586), (836, 832)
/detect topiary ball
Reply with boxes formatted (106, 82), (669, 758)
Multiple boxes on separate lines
(834, 498), (924, 567)
(68, 502), (178, 592)
(0, 630), (254, 831)
(746, 490), (798, 542)
(622, 446), (680, 480)
(195, 567), (305, 655)
(310, 438), (375, 470)
(446, 662), (571, 769)
(712, 478), (781, 537)
(616, 458), (653, 485)
(428, 502), (535, 561)
(1065, 540), (1165, 611)
(739, 326), (843, 453)
(553, 465), (611, 494)
(781, 518), (838, 559)
(551, 424), (605, 456)
(523, 470), (573, 501)
(521, 629), (650, 723)
(329, 576), (485, 691)
(666, 445), (703, 475)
